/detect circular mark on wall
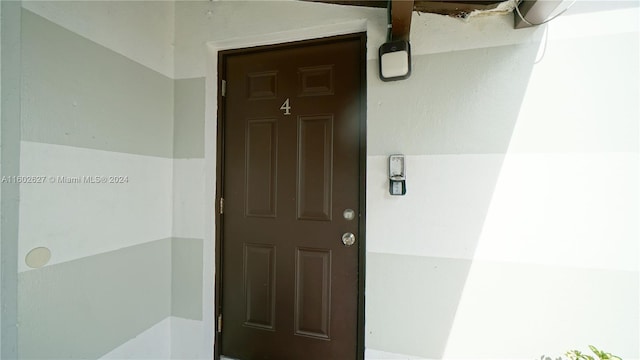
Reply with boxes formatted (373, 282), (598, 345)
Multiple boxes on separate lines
(25, 247), (52, 269)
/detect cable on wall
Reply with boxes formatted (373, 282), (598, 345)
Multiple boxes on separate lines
(534, 24), (550, 64)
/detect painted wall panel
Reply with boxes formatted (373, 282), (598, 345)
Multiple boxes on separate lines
(367, 153), (638, 272)
(174, 77), (205, 158)
(442, 260), (639, 359)
(170, 317), (206, 360)
(365, 349), (426, 360)
(172, 158), (205, 240)
(367, 43), (538, 156)
(171, 238), (203, 320)
(18, 238), (172, 359)
(100, 317), (207, 360)
(507, 33), (639, 154)
(18, 141), (173, 272)
(21, 9), (174, 158)
(367, 154), (505, 261)
(21, 0), (175, 78)
(547, 6), (638, 41)
(101, 317), (172, 360)
(367, 252), (639, 359)
(475, 152), (638, 272)
(1, 0), (2, 350)
(1, 1), (21, 357)
(0, 3), (2, 353)
(365, 252), (473, 359)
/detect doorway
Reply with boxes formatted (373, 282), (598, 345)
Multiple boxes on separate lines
(215, 33), (366, 360)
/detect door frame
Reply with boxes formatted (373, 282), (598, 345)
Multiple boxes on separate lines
(213, 32), (367, 359)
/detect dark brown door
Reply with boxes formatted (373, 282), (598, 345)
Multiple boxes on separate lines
(219, 34), (364, 360)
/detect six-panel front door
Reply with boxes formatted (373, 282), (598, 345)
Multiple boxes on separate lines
(220, 34), (364, 359)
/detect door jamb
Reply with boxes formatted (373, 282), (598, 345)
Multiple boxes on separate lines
(210, 28), (368, 360)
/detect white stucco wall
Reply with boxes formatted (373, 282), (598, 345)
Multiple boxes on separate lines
(174, 2), (639, 359)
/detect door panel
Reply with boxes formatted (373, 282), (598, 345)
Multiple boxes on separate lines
(245, 119), (278, 217)
(297, 115), (333, 221)
(294, 247), (332, 340)
(243, 243), (276, 330)
(220, 34), (364, 360)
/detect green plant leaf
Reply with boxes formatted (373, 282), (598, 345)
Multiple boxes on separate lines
(589, 345), (607, 359)
(589, 345), (623, 360)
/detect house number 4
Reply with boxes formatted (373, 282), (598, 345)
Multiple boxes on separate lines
(280, 98), (291, 115)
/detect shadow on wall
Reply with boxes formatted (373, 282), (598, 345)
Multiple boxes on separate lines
(365, 39), (542, 358)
